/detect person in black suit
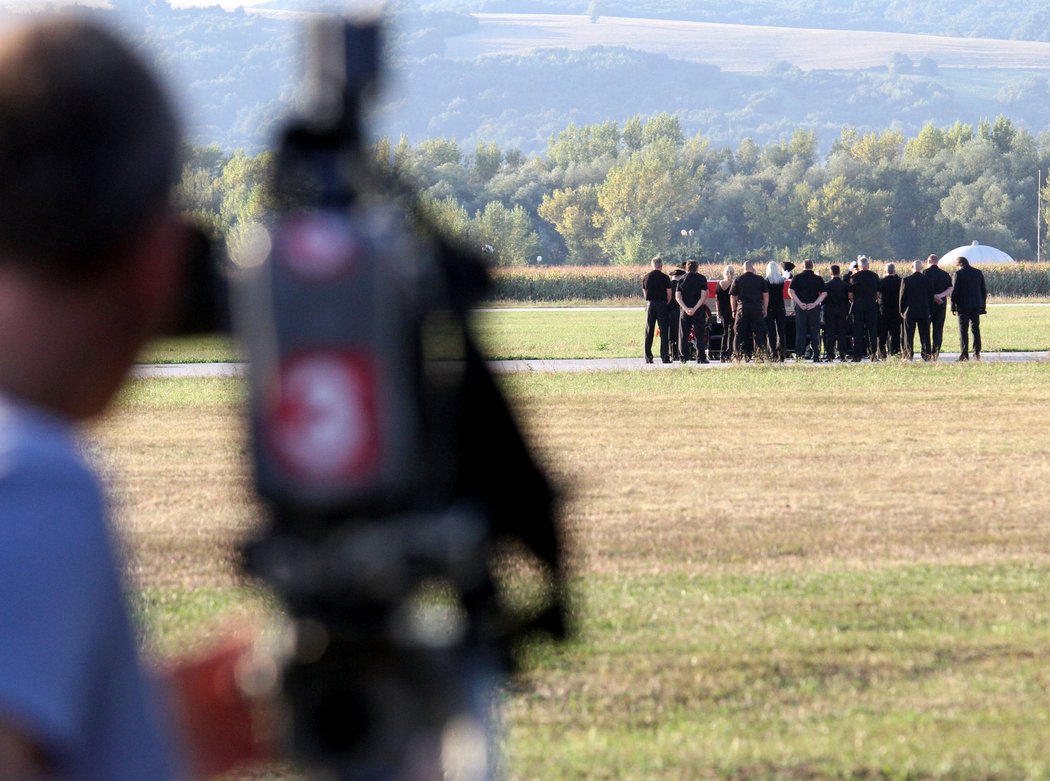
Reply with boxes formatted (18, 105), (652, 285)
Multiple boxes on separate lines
(714, 265), (736, 361)
(900, 259), (935, 360)
(668, 265), (685, 361)
(951, 256), (987, 361)
(848, 256), (881, 361)
(923, 253), (953, 360)
(842, 257), (860, 354)
(676, 258), (710, 364)
(788, 258), (826, 362)
(764, 261), (788, 361)
(730, 260), (769, 361)
(822, 264), (849, 361)
(878, 262), (903, 358)
(641, 255), (671, 363)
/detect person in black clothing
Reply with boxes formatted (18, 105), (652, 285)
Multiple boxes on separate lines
(822, 264), (849, 361)
(676, 258), (710, 364)
(951, 256), (987, 361)
(900, 259), (935, 360)
(923, 253), (953, 360)
(641, 255), (672, 363)
(877, 262), (903, 358)
(789, 258), (826, 362)
(764, 260), (787, 361)
(668, 265), (685, 361)
(848, 256), (881, 361)
(714, 265), (736, 361)
(843, 257), (860, 354)
(730, 260), (769, 361)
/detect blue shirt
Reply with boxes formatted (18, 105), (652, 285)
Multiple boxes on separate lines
(0, 397), (178, 780)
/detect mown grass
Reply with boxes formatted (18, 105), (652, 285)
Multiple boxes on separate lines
(93, 365), (1050, 779)
(141, 302), (1050, 363)
(140, 333), (244, 364)
(473, 303), (1050, 359)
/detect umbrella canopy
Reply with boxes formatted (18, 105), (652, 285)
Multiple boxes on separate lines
(939, 240), (1015, 265)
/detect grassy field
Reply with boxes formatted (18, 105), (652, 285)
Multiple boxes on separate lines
(94, 362), (1050, 779)
(140, 301), (1050, 364)
(473, 304), (1050, 359)
(445, 13), (1050, 73)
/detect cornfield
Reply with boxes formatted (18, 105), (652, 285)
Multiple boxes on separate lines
(489, 263), (1050, 301)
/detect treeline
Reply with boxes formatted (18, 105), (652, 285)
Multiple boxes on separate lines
(386, 46), (1032, 158)
(180, 115), (1050, 267)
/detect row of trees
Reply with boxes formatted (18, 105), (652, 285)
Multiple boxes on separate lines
(178, 115), (1050, 266)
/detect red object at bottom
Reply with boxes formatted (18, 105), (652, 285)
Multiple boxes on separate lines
(162, 639), (277, 779)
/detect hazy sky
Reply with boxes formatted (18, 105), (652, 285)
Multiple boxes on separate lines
(0, 0), (276, 9)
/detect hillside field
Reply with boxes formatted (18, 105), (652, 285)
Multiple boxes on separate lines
(445, 13), (1050, 73)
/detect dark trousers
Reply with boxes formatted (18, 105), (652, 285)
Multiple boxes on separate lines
(720, 317), (736, 360)
(644, 301), (669, 362)
(795, 306), (821, 360)
(667, 307), (681, 359)
(823, 311), (848, 360)
(878, 313), (902, 357)
(766, 310), (787, 360)
(958, 308), (982, 357)
(852, 302), (878, 359)
(904, 314), (932, 360)
(931, 302), (947, 356)
(679, 310), (707, 362)
(736, 306), (767, 359)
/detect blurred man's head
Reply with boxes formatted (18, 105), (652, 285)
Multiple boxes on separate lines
(650, 255), (663, 270)
(0, 16), (181, 281)
(912, 260), (923, 273)
(927, 254), (939, 267)
(0, 17), (186, 417)
(885, 262), (896, 276)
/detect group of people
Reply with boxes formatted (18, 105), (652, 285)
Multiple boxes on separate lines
(642, 252), (988, 364)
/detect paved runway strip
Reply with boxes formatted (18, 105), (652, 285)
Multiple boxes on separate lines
(134, 351), (1050, 378)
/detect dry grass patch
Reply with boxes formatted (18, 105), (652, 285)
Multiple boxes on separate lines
(508, 364), (1050, 578)
(89, 365), (1050, 779)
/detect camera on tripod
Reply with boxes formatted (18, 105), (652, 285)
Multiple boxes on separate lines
(202, 15), (572, 780)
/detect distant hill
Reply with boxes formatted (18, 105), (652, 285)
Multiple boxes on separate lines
(414, 0), (1050, 44)
(445, 14), (1050, 73)
(59, 3), (1050, 155)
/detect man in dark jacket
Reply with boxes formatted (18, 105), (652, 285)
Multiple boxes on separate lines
(641, 255), (671, 363)
(878, 263), (903, 358)
(730, 260), (769, 361)
(676, 258), (710, 364)
(848, 256), (881, 361)
(951, 257), (987, 361)
(822, 264), (849, 361)
(788, 259), (826, 362)
(923, 253), (953, 360)
(668, 266), (685, 361)
(900, 259), (935, 360)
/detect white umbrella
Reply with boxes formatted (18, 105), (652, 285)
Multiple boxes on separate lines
(939, 240), (1014, 265)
